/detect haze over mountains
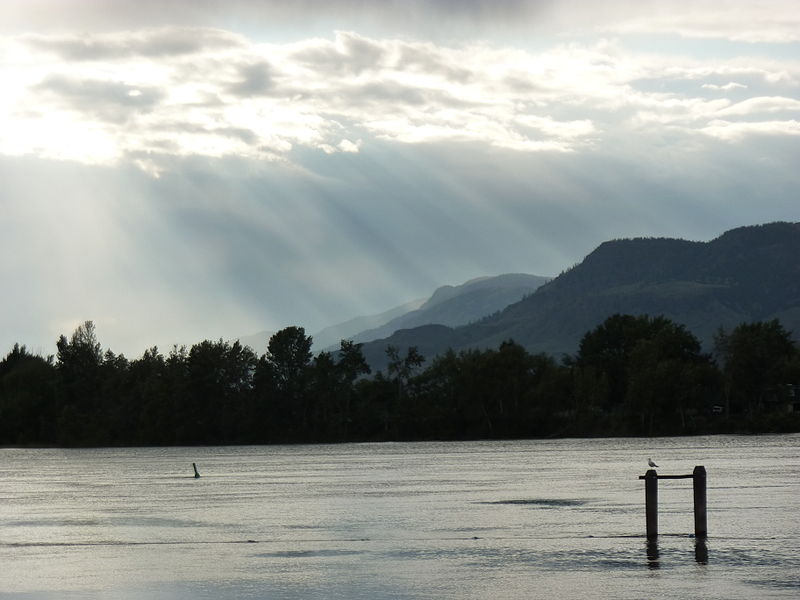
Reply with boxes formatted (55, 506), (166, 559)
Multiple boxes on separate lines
(321, 274), (551, 351)
(239, 273), (551, 353)
(354, 222), (800, 371)
(310, 298), (427, 352)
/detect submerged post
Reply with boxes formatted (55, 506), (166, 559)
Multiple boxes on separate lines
(693, 465), (707, 539)
(644, 469), (658, 539)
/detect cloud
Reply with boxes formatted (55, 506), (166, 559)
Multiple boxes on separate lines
(228, 61), (275, 96)
(0, 1), (546, 39)
(589, 0), (800, 43)
(714, 96), (800, 118)
(702, 82), (748, 92)
(291, 30), (389, 75)
(3, 30), (608, 167)
(700, 119), (800, 141)
(2, 26), (798, 175)
(4, 1), (799, 46)
(23, 27), (245, 60)
(34, 74), (164, 122)
(1, 2), (799, 359)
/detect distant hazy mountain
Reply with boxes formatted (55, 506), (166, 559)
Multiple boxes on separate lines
(234, 301), (425, 355)
(236, 273), (548, 354)
(342, 273), (550, 348)
(311, 298), (426, 351)
(358, 222), (800, 372)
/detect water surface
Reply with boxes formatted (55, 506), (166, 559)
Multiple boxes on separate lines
(1, 435), (798, 598)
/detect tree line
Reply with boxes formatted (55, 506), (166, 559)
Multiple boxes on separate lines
(1, 314), (799, 447)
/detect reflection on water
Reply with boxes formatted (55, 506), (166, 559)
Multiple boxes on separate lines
(0, 435), (798, 600)
(482, 498), (587, 507)
(644, 536), (708, 570)
(695, 538), (709, 564)
(646, 539), (660, 569)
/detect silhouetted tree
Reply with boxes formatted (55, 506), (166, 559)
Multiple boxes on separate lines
(385, 345), (425, 436)
(259, 327), (313, 440)
(0, 345), (59, 444)
(625, 323), (718, 434)
(714, 320), (797, 417)
(317, 340), (371, 440)
(182, 339), (257, 444)
(126, 347), (168, 444)
(2, 313), (797, 446)
(55, 321), (105, 444)
(576, 314), (682, 407)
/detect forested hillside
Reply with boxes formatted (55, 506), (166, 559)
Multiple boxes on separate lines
(358, 222), (800, 371)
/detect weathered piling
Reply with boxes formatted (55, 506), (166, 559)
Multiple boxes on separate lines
(638, 466), (707, 540)
(644, 469), (658, 538)
(693, 465), (707, 539)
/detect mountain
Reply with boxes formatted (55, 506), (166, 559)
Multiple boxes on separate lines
(311, 298), (426, 351)
(235, 300), (426, 353)
(358, 222), (800, 372)
(236, 273), (548, 354)
(342, 273), (550, 348)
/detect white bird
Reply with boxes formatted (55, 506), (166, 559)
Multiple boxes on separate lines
(648, 458), (659, 468)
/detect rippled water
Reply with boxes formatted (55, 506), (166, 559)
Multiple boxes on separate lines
(1, 435), (799, 599)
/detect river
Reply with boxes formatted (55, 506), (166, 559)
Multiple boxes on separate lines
(1, 434), (798, 599)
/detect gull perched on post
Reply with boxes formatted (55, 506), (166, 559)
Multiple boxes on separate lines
(648, 458), (659, 468)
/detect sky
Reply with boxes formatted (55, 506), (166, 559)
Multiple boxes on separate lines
(1, 0), (799, 358)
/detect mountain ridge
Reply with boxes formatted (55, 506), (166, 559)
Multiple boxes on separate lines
(358, 222), (800, 371)
(238, 273), (550, 353)
(343, 273), (550, 348)
(311, 297), (426, 351)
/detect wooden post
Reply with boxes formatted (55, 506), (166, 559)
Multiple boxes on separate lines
(639, 466), (707, 542)
(693, 465), (707, 539)
(645, 469), (658, 539)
